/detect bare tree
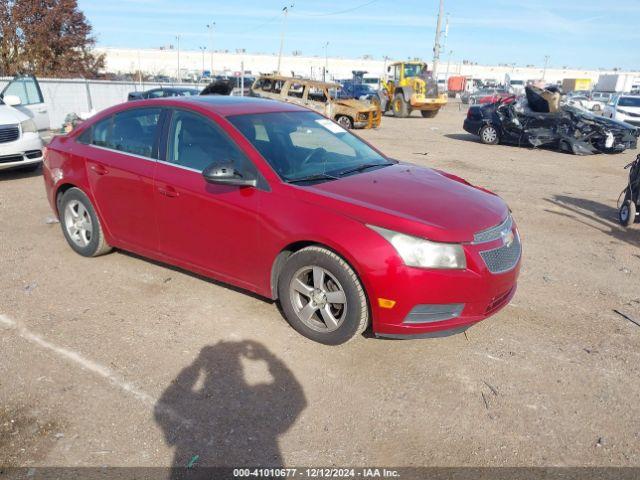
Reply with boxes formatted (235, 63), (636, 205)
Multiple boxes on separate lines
(0, 0), (104, 78)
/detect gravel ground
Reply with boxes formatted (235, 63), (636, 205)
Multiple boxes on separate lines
(0, 103), (639, 469)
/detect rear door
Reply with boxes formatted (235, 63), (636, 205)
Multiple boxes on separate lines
(1, 76), (50, 131)
(78, 107), (162, 254)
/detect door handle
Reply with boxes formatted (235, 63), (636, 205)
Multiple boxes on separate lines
(158, 185), (179, 198)
(90, 164), (108, 175)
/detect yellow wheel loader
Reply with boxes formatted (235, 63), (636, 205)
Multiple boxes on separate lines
(380, 61), (447, 118)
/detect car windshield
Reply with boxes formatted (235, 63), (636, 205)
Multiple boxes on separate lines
(228, 111), (393, 183)
(619, 97), (640, 108)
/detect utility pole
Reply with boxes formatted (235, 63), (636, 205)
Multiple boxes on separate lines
(207, 22), (215, 74)
(277, 4), (294, 74)
(323, 41), (329, 82)
(432, 0), (444, 77)
(542, 55), (550, 80)
(176, 35), (181, 83)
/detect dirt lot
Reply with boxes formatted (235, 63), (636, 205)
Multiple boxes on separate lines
(1, 103), (639, 469)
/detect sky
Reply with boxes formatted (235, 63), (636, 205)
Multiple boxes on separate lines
(78, 0), (640, 71)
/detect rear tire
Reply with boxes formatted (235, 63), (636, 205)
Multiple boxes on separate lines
(420, 109), (438, 118)
(392, 93), (410, 118)
(479, 124), (499, 145)
(59, 188), (112, 257)
(277, 246), (369, 345)
(619, 200), (637, 227)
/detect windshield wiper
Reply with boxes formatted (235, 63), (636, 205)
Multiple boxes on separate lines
(336, 162), (391, 177)
(286, 173), (338, 184)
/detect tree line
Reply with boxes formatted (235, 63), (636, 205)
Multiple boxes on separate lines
(0, 0), (104, 78)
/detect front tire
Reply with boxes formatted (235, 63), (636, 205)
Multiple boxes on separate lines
(479, 124), (499, 145)
(420, 109), (438, 118)
(59, 188), (112, 257)
(335, 115), (353, 129)
(277, 246), (369, 345)
(392, 93), (410, 118)
(619, 200), (637, 227)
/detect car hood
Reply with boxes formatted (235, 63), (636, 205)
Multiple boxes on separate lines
(304, 163), (509, 243)
(333, 98), (377, 111)
(0, 104), (29, 125)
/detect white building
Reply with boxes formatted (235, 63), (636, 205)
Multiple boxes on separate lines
(97, 47), (639, 85)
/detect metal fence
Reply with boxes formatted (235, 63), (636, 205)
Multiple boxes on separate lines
(0, 77), (203, 128)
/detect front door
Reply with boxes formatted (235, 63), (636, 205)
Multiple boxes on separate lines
(154, 109), (264, 289)
(1, 76), (50, 131)
(79, 107), (162, 254)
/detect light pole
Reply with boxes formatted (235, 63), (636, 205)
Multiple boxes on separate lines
(542, 55), (550, 80)
(323, 41), (329, 82)
(176, 34), (181, 83)
(277, 4), (294, 74)
(199, 46), (207, 81)
(206, 22), (215, 74)
(445, 49), (453, 83)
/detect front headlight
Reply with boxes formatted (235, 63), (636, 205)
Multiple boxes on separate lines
(369, 225), (466, 269)
(20, 119), (37, 133)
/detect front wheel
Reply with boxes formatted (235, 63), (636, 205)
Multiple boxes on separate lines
(479, 124), (500, 145)
(277, 246), (369, 345)
(59, 187), (112, 257)
(335, 115), (353, 129)
(619, 200), (637, 227)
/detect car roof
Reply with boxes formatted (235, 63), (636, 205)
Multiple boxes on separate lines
(146, 95), (309, 116)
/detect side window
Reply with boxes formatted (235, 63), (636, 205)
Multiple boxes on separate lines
(108, 108), (161, 158)
(308, 87), (327, 103)
(287, 82), (305, 99)
(167, 110), (254, 174)
(3, 76), (44, 105)
(91, 117), (113, 147)
(148, 90), (165, 98)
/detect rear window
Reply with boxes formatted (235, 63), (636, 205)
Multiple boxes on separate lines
(79, 108), (162, 159)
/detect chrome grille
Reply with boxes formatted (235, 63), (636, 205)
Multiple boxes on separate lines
(0, 124), (20, 144)
(479, 233), (521, 274)
(474, 215), (512, 244)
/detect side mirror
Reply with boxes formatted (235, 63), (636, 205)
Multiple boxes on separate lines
(3, 95), (22, 106)
(202, 163), (257, 187)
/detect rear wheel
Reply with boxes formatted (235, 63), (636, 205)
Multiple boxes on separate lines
(59, 188), (112, 257)
(420, 109), (438, 118)
(393, 93), (410, 118)
(619, 200), (637, 227)
(277, 246), (368, 345)
(479, 124), (499, 145)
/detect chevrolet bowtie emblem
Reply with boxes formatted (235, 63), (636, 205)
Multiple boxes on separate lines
(501, 229), (515, 248)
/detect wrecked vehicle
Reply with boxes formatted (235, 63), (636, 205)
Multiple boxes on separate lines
(618, 154), (640, 227)
(463, 87), (639, 155)
(251, 75), (381, 129)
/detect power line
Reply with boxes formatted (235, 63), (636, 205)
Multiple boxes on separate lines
(297, 0), (379, 17)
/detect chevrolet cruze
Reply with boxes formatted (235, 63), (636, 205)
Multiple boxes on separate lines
(43, 96), (521, 345)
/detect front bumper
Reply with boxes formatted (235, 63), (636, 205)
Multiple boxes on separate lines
(367, 221), (521, 337)
(0, 132), (44, 171)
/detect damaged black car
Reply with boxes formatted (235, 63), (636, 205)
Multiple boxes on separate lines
(463, 87), (639, 155)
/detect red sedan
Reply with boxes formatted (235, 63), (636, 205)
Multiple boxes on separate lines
(43, 96), (520, 345)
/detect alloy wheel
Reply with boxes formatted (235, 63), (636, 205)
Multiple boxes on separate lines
(64, 200), (93, 247)
(289, 266), (347, 333)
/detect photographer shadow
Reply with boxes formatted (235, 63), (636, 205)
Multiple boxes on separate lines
(155, 340), (306, 476)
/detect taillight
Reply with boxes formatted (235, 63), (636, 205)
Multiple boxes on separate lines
(42, 146), (49, 167)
